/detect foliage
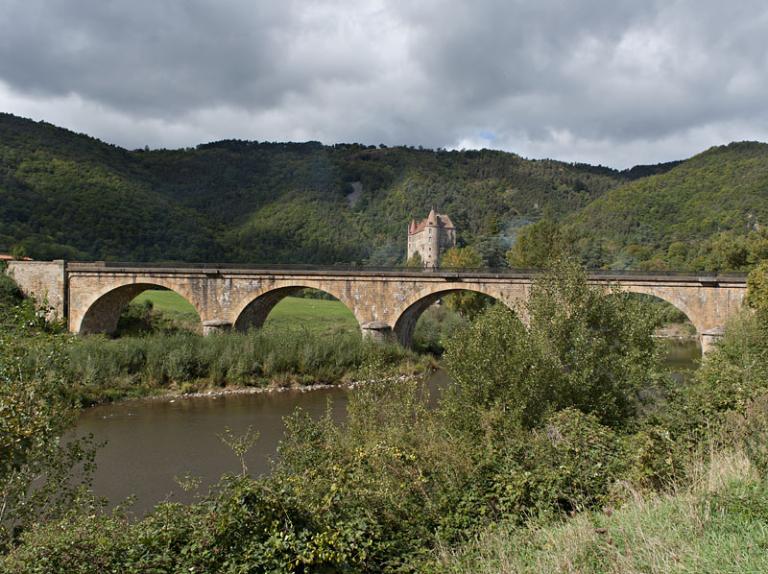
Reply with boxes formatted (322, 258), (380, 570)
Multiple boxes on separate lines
(440, 247), (493, 319)
(38, 329), (425, 405)
(668, 310), (768, 432)
(506, 218), (568, 268)
(0, 281), (96, 551)
(441, 246), (483, 270)
(0, 268), (22, 308)
(565, 142), (768, 270)
(404, 251), (423, 268)
(0, 113), (625, 264)
(3, 114), (768, 273)
(443, 261), (663, 431)
(2, 114), (766, 271)
(435, 449), (768, 574)
(1, 476), (388, 574)
(746, 259), (768, 315)
(412, 304), (468, 355)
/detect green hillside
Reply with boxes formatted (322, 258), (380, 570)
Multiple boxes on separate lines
(1, 113), (766, 270)
(566, 142), (768, 271)
(0, 113), (624, 264)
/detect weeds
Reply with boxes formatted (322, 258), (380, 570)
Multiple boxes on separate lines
(39, 328), (425, 404)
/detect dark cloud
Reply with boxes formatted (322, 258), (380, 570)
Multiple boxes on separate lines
(0, 0), (767, 166)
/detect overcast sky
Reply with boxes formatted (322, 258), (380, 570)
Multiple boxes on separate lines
(1, 0), (767, 168)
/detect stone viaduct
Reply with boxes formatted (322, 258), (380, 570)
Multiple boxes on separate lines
(4, 260), (749, 353)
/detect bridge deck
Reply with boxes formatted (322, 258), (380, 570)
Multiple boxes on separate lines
(65, 261), (747, 284)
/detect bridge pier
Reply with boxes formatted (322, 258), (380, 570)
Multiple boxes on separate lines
(361, 321), (393, 343)
(202, 320), (232, 336)
(700, 327), (725, 355)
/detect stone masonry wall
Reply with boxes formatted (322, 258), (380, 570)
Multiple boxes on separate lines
(407, 226), (455, 267)
(5, 260), (67, 320)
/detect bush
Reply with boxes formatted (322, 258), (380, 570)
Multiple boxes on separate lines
(0, 269), (22, 308)
(670, 310), (768, 432)
(443, 261), (664, 431)
(412, 304), (468, 355)
(437, 409), (628, 542)
(0, 278), (96, 550)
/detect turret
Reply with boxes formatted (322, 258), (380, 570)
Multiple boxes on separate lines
(427, 207), (437, 226)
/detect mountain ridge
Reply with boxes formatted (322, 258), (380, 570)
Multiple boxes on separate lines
(0, 113), (765, 270)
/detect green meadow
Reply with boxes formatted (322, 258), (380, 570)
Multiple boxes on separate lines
(131, 289), (359, 334)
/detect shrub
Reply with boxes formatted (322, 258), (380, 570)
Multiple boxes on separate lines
(0, 278), (96, 550)
(443, 261), (664, 431)
(0, 269), (22, 308)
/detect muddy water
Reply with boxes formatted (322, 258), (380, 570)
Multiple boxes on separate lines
(75, 371), (450, 514)
(75, 341), (699, 514)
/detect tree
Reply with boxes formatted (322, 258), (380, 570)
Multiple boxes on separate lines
(443, 260), (661, 432)
(405, 252), (423, 268)
(506, 219), (568, 268)
(9, 245), (26, 260)
(441, 246), (482, 269)
(440, 247), (493, 319)
(0, 279), (96, 550)
(747, 260), (768, 316)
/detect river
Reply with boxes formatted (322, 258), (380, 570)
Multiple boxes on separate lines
(74, 341), (700, 515)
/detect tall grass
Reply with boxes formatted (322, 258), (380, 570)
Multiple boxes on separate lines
(30, 329), (425, 404)
(436, 443), (768, 574)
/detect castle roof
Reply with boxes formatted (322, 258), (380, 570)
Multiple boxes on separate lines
(408, 211), (455, 235)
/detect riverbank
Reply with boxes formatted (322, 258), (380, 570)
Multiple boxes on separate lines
(654, 321), (697, 339)
(25, 328), (431, 406)
(107, 372), (429, 405)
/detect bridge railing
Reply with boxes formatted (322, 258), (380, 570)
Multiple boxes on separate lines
(64, 261), (748, 281)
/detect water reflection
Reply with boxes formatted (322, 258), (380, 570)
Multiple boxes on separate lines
(663, 337), (701, 382)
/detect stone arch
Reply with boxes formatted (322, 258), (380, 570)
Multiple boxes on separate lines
(613, 285), (699, 333)
(392, 284), (521, 348)
(231, 283), (361, 333)
(76, 281), (201, 335)
(607, 284), (723, 354)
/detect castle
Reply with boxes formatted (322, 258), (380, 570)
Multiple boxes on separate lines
(407, 208), (456, 268)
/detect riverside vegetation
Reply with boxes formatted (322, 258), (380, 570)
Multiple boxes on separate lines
(2, 260), (768, 572)
(0, 273), (426, 406)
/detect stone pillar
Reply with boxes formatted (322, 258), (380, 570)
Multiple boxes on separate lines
(700, 327), (725, 355)
(361, 321), (393, 343)
(5, 259), (67, 320)
(202, 319), (232, 335)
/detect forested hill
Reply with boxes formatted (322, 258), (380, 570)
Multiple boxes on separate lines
(0, 112), (764, 270)
(0, 113), (629, 265)
(564, 142), (768, 271)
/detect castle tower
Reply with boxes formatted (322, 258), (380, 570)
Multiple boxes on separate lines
(406, 209), (456, 268)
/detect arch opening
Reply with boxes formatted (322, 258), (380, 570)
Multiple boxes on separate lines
(394, 288), (500, 351)
(612, 291), (702, 369)
(234, 287), (360, 336)
(79, 284), (201, 336)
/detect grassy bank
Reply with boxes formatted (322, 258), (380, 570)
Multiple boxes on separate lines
(45, 329), (428, 405)
(39, 290), (423, 404)
(437, 448), (768, 573)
